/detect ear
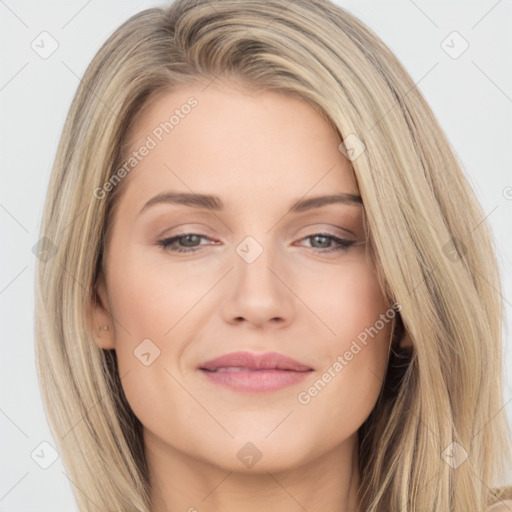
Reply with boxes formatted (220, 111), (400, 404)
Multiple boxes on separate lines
(87, 271), (115, 350)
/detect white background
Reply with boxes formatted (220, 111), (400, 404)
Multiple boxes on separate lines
(1, 1), (511, 510)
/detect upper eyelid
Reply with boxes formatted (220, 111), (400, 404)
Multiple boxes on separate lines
(157, 221), (358, 238)
(160, 230), (356, 244)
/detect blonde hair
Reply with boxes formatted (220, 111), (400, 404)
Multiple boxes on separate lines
(34, 0), (512, 510)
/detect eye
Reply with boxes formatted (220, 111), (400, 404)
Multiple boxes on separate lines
(157, 233), (212, 253)
(296, 233), (355, 253)
(157, 232), (355, 254)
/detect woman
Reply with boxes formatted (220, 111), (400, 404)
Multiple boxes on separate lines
(34, 0), (512, 510)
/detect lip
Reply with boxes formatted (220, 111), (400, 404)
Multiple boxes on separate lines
(198, 351), (313, 393)
(199, 351), (313, 371)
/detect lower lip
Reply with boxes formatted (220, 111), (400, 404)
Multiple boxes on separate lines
(199, 369), (312, 392)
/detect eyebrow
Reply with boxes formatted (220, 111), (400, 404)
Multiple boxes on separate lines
(138, 191), (363, 216)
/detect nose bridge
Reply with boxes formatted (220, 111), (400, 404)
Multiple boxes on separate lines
(234, 233), (280, 295)
(221, 232), (294, 327)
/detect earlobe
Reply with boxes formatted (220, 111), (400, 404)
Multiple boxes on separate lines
(87, 272), (115, 350)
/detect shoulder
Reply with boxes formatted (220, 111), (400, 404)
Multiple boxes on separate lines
(486, 499), (512, 511)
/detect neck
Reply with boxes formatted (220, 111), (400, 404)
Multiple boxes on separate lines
(146, 429), (361, 512)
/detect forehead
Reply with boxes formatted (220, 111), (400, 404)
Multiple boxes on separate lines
(116, 81), (359, 216)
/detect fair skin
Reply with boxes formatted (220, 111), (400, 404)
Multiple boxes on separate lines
(89, 79), (409, 512)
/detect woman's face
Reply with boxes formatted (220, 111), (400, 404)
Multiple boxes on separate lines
(91, 80), (394, 473)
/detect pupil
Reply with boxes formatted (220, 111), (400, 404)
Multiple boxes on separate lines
(182, 235), (199, 247)
(314, 235), (329, 248)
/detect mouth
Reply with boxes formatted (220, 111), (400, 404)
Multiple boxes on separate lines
(198, 351), (313, 393)
(199, 367), (313, 392)
(199, 350), (313, 372)
(201, 367), (310, 372)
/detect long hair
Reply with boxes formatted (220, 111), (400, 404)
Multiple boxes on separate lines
(34, 0), (512, 510)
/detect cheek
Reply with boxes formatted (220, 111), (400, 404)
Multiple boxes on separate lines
(106, 241), (213, 357)
(308, 256), (390, 345)
(295, 259), (392, 422)
(103, 246), (213, 418)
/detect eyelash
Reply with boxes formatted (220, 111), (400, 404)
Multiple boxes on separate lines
(157, 232), (355, 254)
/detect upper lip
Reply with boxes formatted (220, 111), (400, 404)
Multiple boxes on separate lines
(199, 351), (313, 371)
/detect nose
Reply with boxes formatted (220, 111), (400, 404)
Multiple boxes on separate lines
(220, 239), (295, 330)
